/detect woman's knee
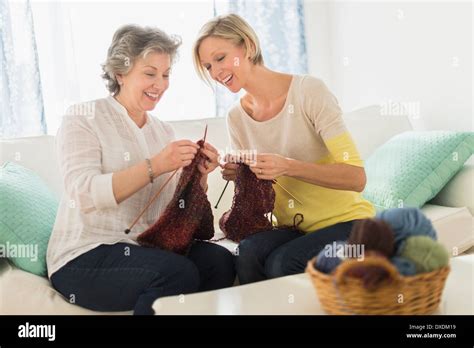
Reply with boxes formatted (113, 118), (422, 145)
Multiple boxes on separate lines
(265, 246), (306, 278)
(190, 242), (234, 266)
(206, 244), (235, 275)
(264, 223), (355, 279)
(235, 237), (261, 268)
(144, 251), (200, 294)
(175, 258), (201, 294)
(234, 237), (268, 284)
(188, 242), (236, 290)
(209, 243), (234, 262)
(264, 248), (286, 278)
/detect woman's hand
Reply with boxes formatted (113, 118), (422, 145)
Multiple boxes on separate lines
(198, 142), (220, 175)
(220, 162), (239, 181)
(220, 153), (240, 181)
(197, 142), (220, 191)
(153, 140), (200, 174)
(246, 153), (291, 180)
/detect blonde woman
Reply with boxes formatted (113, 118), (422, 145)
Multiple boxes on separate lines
(47, 25), (235, 315)
(193, 14), (375, 284)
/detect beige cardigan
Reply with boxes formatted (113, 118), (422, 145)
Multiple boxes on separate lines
(46, 96), (178, 278)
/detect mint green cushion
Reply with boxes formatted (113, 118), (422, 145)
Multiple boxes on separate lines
(0, 161), (58, 276)
(363, 131), (474, 211)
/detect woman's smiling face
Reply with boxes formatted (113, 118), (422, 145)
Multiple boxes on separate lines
(116, 51), (170, 114)
(198, 36), (252, 93)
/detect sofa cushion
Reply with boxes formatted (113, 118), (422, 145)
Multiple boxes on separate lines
(0, 135), (62, 198)
(363, 131), (474, 211)
(430, 159), (474, 215)
(0, 161), (58, 276)
(0, 258), (131, 315)
(421, 204), (474, 255)
(342, 105), (413, 160)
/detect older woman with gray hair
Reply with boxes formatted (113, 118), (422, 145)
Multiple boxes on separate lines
(46, 25), (235, 315)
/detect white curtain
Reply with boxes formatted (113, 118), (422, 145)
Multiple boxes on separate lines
(30, 1), (79, 135)
(0, 0), (46, 138)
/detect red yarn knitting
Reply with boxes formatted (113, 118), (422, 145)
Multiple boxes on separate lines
(137, 140), (214, 254)
(219, 163), (276, 242)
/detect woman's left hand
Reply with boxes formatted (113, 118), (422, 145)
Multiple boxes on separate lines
(246, 153), (291, 180)
(198, 142), (220, 176)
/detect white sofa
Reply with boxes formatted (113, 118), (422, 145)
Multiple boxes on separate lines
(1, 105), (473, 315)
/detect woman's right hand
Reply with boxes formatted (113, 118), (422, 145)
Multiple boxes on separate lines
(221, 162), (238, 181)
(153, 140), (200, 174)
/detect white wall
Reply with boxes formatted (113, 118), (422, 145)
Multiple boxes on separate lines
(304, 0), (473, 131)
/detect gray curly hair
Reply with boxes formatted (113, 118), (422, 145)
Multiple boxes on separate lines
(101, 24), (182, 95)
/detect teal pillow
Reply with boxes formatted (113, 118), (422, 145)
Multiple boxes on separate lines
(363, 131), (474, 211)
(0, 161), (58, 276)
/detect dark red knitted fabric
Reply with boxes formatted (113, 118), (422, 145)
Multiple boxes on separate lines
(137, 140), (214, 254)
(219, 163), (276, 242)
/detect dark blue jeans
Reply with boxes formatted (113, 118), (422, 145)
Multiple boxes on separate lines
(50, 241), (235, 315)
(235, 220), (356, 284)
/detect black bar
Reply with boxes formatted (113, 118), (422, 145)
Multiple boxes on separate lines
(0, 315), (472, 346)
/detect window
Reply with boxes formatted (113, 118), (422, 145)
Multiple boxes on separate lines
(31, 0), (216, 135)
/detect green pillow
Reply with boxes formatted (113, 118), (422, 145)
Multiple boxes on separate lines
(363, 131), (474, 211)
(0, 161), (58, 276)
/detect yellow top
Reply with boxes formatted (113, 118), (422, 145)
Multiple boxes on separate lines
(227, 75), (375, 233)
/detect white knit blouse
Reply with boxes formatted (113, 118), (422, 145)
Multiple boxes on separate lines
(46, 96), (179, 278)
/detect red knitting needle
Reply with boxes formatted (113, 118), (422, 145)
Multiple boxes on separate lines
(203, 124), (208, 143)
(124, 125), (208, 234)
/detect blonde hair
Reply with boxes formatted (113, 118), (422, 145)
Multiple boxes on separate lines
(193, 14), (263, 85)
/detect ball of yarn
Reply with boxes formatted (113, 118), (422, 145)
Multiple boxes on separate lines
(400, 236), (449, 273)
(315, 241), (346, 274)
(377, 207), (437, 254)
(391, 256), (417, 276)
(345, 252), (393, 291)
(347, 218), (395, 258)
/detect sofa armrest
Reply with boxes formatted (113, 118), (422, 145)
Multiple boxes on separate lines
(430, 160), (474, 215)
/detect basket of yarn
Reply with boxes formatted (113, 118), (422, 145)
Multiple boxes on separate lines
(306, 208), (451, 315)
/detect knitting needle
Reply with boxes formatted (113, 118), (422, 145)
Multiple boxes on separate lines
(203, 124), (208, 143)
(125, 124), (208, 234)
(124, 168), (179, 234)
(214, 180), (230, 209)
(243, 156), (302, 204)
(214, 172), (302, 209)
(272, 179), (303, 205)
(214, 150), (234, 208)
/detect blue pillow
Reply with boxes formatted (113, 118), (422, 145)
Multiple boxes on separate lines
(363, 131), (474, 210)
(0, 161), (58, 276)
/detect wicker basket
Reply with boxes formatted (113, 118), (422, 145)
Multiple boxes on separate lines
(306, 254), (450, 315)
